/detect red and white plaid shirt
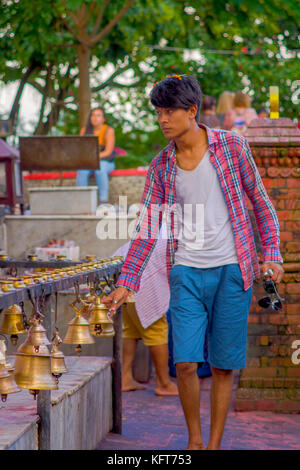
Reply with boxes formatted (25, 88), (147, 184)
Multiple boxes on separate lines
(116, 125), (283, 293)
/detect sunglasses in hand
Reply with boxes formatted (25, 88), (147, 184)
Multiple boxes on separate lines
(258, 269), (285, 311)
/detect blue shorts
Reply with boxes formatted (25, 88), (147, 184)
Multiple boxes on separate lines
(169, 263), (253, 370)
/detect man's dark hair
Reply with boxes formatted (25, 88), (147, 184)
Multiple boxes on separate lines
(150, 75), (202, 122)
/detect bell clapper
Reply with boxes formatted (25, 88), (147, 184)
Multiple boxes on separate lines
(75, 345), (82, 356)
(10, 335), (18, 346)
(29, 389), (39, 400)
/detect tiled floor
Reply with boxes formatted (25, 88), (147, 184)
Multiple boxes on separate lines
(97, 373), (300, 451)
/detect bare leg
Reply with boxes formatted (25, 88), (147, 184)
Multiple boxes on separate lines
(176, 362), (205, 450)
(149, 344), (178, 396)
(207, 366), (233, 450)
(122, 338), (146, 391)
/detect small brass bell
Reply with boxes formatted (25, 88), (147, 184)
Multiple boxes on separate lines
(26, 320), (51, 351)
(13, 320), (58, 399)
(88, 296), (115, 337)
(51, 330), (68, 383)
(0, 304), (27, 345)
(62, 301), (94, 356)
(0, 363), (20, 402)
(0, 339), (20, 401)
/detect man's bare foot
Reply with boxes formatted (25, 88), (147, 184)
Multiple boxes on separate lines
(186, 442), (206, 450)
(122, 379), (147, 392)
(155, 381), (179, 396)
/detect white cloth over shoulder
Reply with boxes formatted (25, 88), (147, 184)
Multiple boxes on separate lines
(113, 223), (170, 329)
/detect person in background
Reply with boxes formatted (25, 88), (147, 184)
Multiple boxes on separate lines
(257, 107), (268, 118)
(215, 91), (235, 128)
(223, 91), (257, 134)
(198, 96), (221, 128)
(77, 106), (116, 204)
(114, 223), (178, 397)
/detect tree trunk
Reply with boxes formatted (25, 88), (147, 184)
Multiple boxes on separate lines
(9, 62), (37, 128)
(77, 43), (91, 129)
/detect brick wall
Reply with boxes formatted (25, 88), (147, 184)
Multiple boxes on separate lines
(235, 118), (300, 413)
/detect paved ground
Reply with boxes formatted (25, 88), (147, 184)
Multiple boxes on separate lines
(97, 372), (300, 451)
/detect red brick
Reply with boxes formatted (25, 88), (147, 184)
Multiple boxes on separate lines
(263, 178), (285, 189)
(286, 284), (300, 295)
(269, 314), (288, 325)
(277, 211), (294, 221)
(248, 314), (259, 324)
(280, 231), (294, 241)
(276, 400), (300, 412)
(256, 400), (277, 412)
(286, 221), (300, 232)
(260, 335), (269, 346)
(287, 367), (300, 377)
(286, 241), (300, 252)
(234, 399), (256, 411)
(285, 199), (300, 210)
(260, 357), (269, 367)
(286, 178), (300, 188)
(248, 358), (260, 367)
(290, 212), (300, 221)
(287, 315), (300, 324)
(286, 304), (300, 314)
(277, 189), (299, 199)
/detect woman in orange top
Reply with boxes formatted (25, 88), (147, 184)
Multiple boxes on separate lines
(76, 107), (116, 203)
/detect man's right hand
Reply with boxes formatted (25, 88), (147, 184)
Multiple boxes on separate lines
(102, 286), (132, 318)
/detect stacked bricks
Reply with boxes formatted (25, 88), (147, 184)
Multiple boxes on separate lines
(235, 118), (300, 413)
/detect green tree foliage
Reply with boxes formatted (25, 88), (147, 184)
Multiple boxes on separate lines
(0, 0), (299, 166)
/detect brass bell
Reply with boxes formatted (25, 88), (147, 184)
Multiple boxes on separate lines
(0, 338), (20, 401)
(0, 363), (20, 402)
(13, 323), (58, 399)
(62, 301), (94, 356)
(0, 304), (27, 345)
(51, 330), (68, 383)
(88, 296), (115, 337)
(26, 321), (51, 351)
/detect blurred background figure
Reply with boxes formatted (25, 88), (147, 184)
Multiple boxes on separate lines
(77, 106), (116, 204)
(113, 224), (178, 397)
(198, 95), (221, 128)
(257, 107), (268, 118)
(215, 91), (235, 128)
(223, 91), (257, 134)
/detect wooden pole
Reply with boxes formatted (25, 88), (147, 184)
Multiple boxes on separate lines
(112, 305), (122, 434)
(37, 293), (52, 450)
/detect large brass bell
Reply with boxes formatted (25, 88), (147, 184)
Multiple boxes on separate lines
(51, 330), (68, 383)
(88, 296), (115, 337)
(0, 304), (27, 345)
(0, 339), (20, 401)
(13, 319), (58, 399)
(62, 301), (94, 356)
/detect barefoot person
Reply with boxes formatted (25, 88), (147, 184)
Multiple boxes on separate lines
(102, 75), (284, 450)
(114, 224), (178, 396)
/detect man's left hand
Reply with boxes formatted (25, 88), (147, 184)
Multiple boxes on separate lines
(261, 262), (284, 284)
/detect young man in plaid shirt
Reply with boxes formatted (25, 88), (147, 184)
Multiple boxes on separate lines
(103, 75), (284, 450)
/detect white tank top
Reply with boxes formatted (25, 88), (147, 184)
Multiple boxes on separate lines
(174, 149), (238, 268)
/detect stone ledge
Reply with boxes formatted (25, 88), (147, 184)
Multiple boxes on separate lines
(51, 356), (112, 405)
(0, 356), (113, 450)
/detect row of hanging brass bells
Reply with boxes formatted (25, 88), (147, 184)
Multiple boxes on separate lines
(62, 291), (115, 356)
(12, 319), (68, 399)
